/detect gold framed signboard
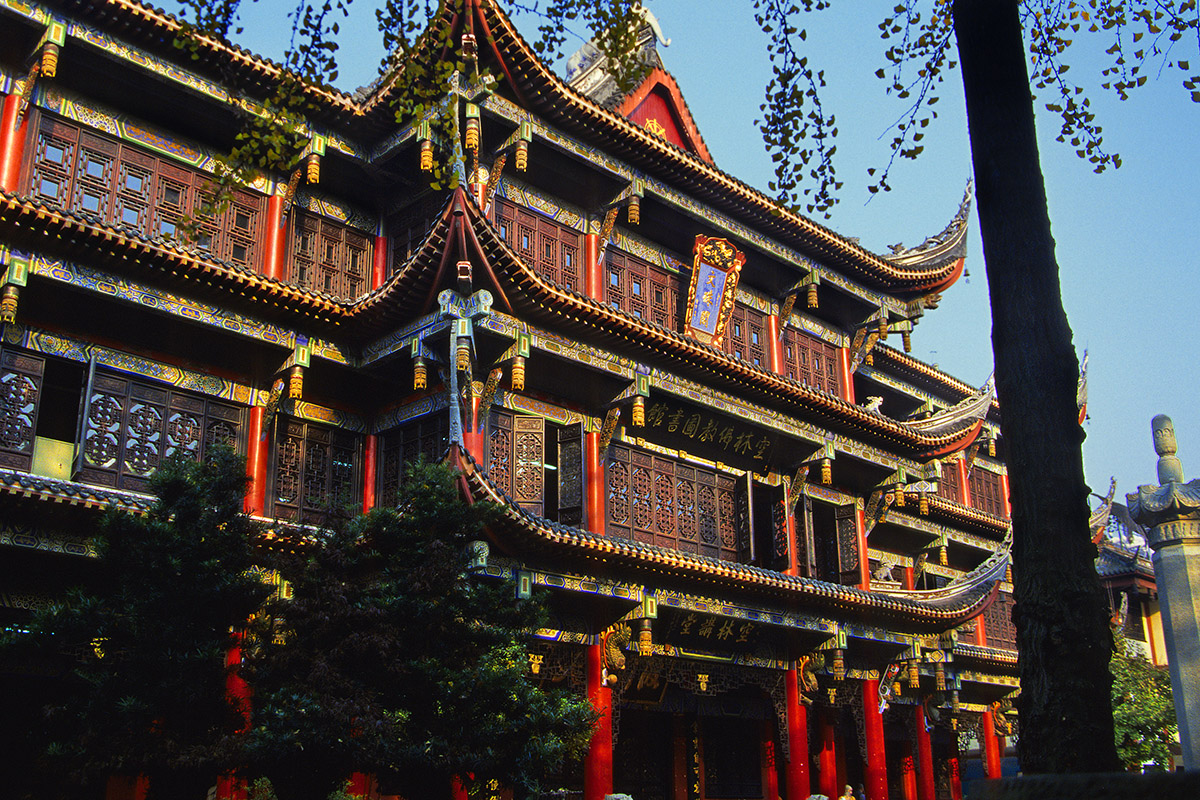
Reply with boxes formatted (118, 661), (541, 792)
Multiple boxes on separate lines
(684, 235), (746, 347)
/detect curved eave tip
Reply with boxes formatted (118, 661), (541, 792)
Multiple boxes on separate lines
(883, 180), (973, 269)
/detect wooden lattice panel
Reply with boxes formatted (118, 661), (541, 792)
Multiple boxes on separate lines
(781, 326), (841, 395)
(26, 113), (265, 269)
(288, 210), (372, 299)
(78, 368), (242, 492)
(496, 199), (582, 293)
(271, 418), (360, 524)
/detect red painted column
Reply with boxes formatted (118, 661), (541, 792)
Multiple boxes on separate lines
(839, 347), (855, 404)
(0, 91), (27, 192)
(975, 611), (988, 647)
(244, 406), (267, 516)
(672, 714), (688, 800)
(957, 458), (972, 508)
(948, 755), (962, 800)
(766, 313), (784, 374)
(817, 708), (838, 799)
(855, 505), (871, 590)
(347, 773), (371, 798)
(585, 431), (605, 535)
(584, 233), (602, 301)
(761, 720), (779, 800)
(785, 667), (811, 800)
(862, 679), (888, 800)
(900, 747), (917, 800)
(463, 395), (485, 464)
(262, 194), (287, 280)
(362, 433), (378, 513)
(784, 512), (799, 576)
(914, 706), (935, 800)
(216, 632), (251, 800)
(106, 776), (149, 800)
(372, 234), (389, 290)
(584, 642), (613, 800)
(981, 711), (1002, 779)
(999, 472), (1012, 518)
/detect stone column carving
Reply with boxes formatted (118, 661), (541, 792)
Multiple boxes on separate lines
(1128, 414), (1200, 770)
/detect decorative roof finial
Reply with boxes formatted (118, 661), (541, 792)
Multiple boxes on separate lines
(1153, 414), (1184, 484)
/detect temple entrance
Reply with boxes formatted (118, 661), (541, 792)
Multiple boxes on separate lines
(614, 709), (674, 800)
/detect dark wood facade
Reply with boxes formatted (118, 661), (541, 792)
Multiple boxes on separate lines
(0, 2), (1021, 799)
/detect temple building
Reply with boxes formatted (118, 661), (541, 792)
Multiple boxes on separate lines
(0, 1), (1019, 798)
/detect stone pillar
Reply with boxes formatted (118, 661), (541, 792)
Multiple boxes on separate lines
(1128, 414), (1200, 770)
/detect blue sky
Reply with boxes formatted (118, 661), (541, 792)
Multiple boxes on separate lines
(181, 0), (1200, 505)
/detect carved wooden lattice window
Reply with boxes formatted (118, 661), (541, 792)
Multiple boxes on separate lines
(834, 504), (861, 585)
(607, 443), (743, 562)
(389, 192), (445, 269)
(289, 210), (372, 300)
(781, 327), (840, 395)
(724, 305), (766, 367)
(512, 416), (546, 517)
(939, 460), (964, 504)
(378, 413), (449, 507)
(26, 113), (264, 268)
(0, 348), (43, 472)
(496, 199), (582, 292)
(969, 468), (1007, 518)
(78, 369), (243, 492)
(604, 248), (680, 331)
(271, 418), (360, 524)
(982, 591), (1017, 650)
(486, 409), (583, 523)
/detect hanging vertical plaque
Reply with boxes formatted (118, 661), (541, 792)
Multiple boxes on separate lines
(684, 235), (746, 347)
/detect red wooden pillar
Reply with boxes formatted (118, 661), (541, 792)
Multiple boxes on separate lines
(216, 632), (250, 800)
(761, 719), (779, 800)
(900, 747), (917, 800)
(817, 708), (838, 799)
(784, 511), (799, 576)
(785, 667), (811, 800)
(106, 776), (149, 800)
(244, 406), (267, 516)
(584, 233), (602, 301)
(672, 714), (688, 800)
(948, 755), (962, 800)
(347, 773), (371, 798)
(981, 711), (1002, 779)
(957, 458), (972, 508)
(585, 431), (605, 535)
(766, 313), (784, 374)
(855, 505), (871, 590)
(363, 433), (378, 513)
(1000, 472), (1012, 518)
(372, 234), (389, 290)
(262, 193), (287, 280)
(838, 347), (855, 404)
(584, 642), (613, 800)
(862, 679), (888, 800)
(913, 706), (935, 800)
(463, 395), (485, 464)
(0, 91), (27, 192)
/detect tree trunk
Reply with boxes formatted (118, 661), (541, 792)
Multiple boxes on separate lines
(952, 0), (1119, 773)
